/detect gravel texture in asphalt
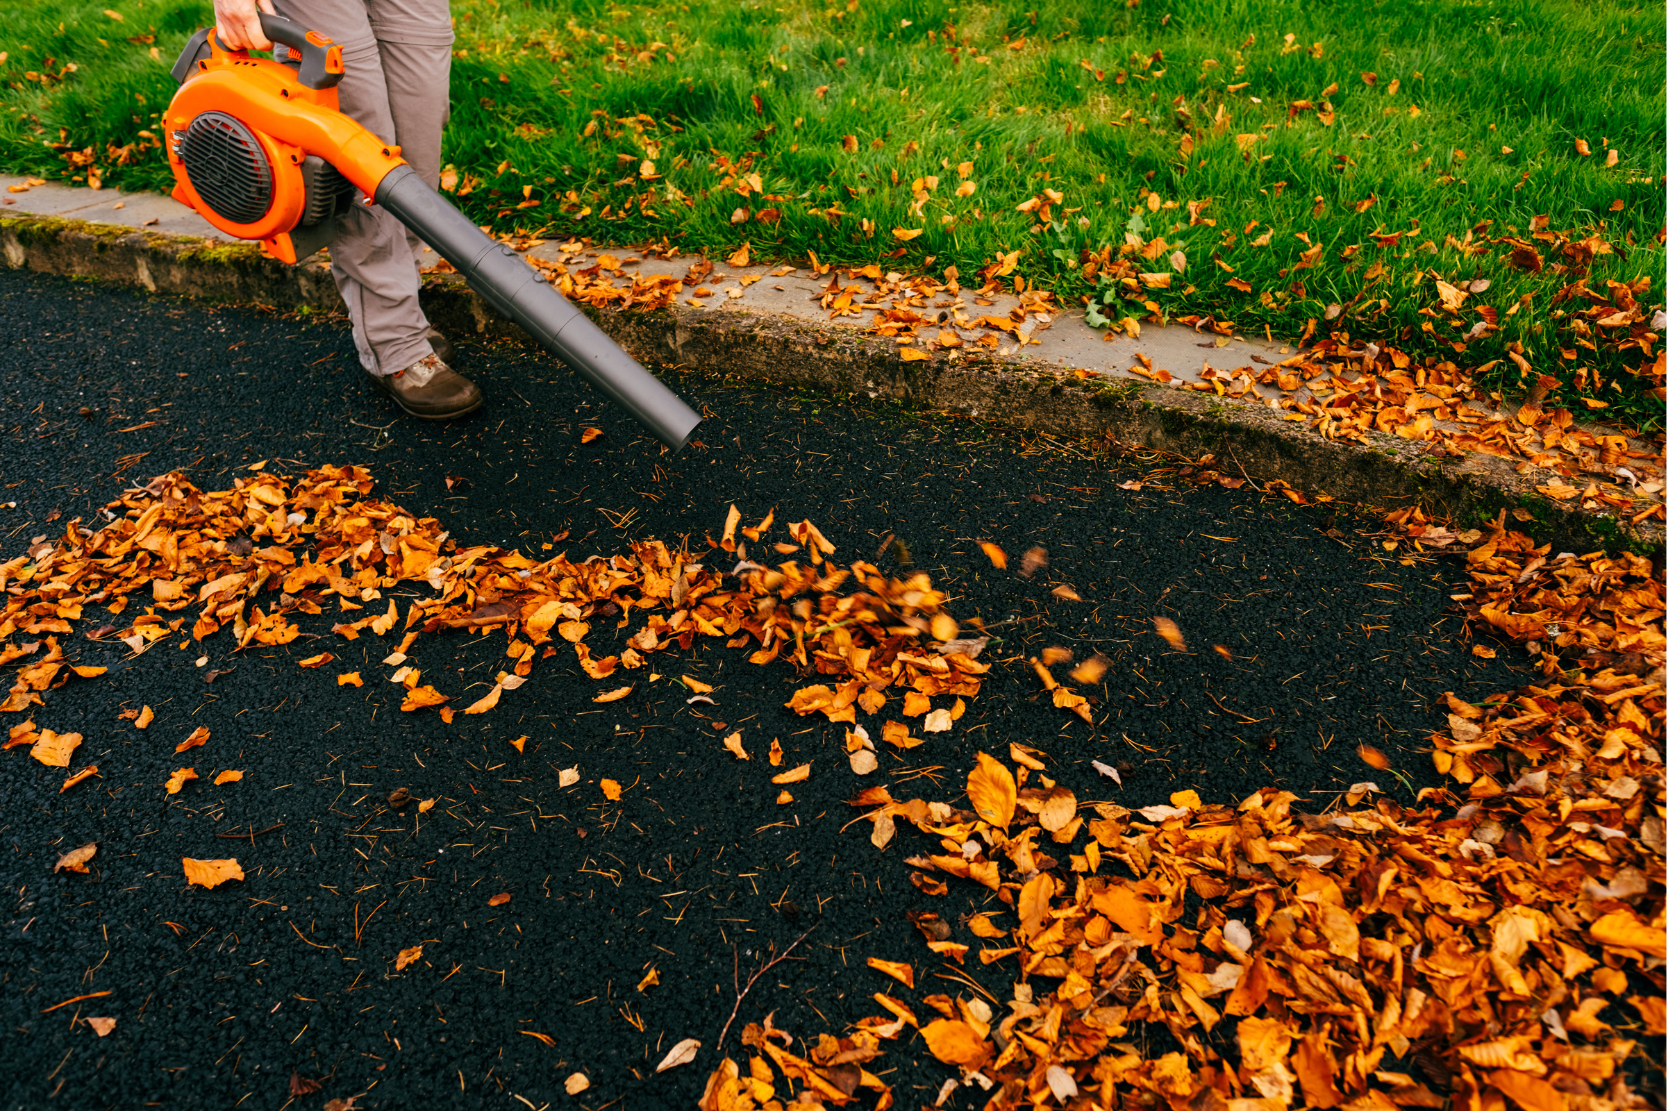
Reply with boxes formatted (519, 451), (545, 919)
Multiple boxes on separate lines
(0, 270), (1521, 1110)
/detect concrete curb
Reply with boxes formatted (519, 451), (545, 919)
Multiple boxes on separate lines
(2, 209), (1660, 555)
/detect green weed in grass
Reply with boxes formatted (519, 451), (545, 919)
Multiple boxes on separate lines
(1, 0), (1661, 426)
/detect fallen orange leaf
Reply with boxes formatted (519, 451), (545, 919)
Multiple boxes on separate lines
(866, 957), (915, 988)
(966, 751), (1016, 829)
(54, 843), (97, 873)
(31, 730), (81, 768)
(771, 763), (810, 785)
(182, 857), (243, 889)
(60, 766), (99, 792)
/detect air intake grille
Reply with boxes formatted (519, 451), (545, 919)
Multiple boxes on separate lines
(300, 157), (353, 226)
(178, 111), (273, 225)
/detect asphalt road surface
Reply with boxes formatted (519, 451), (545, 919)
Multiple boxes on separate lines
(0, 269), (1520, 1110)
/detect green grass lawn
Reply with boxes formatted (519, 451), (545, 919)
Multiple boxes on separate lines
(3, 0), (1662, 427)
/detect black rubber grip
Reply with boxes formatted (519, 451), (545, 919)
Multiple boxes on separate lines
(374, 165), (701, 451)
(257, 12), (342, 90)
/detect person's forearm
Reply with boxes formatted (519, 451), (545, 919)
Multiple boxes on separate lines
(212, 0), (277, 51)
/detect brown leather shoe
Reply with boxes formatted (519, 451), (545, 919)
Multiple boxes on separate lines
(425, 327), (454, 366)
(366, 353), (483, 420)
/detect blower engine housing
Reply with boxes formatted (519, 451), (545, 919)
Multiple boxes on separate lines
(166, 20), (398, 263)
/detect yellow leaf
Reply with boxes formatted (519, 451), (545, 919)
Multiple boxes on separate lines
(396, 944), (424, 970)
(682, 675), (715, 693)
(1170, 789), (1203, 810)
(920, 1019), (989, 1066)
(723, 732), (749, 760)
(175, 726), (210, 753)
(54, 843), (98, 873)
(297, 652), (334, 668)
(1091, 884), (1162, 944)
(61, 766), (99, 793)
(1590, 910), (1666, 957)
(866, 957), (914, 987)
(1357, 744), (1391, 770)
(1488, 1071), (1562, 1111)
(31, 729), (82, 768)
(601, 778), (622, 800)
(892, 227), (924, 241)
(213, 770), (243, 786)
(1316, 902), (1360, 961)
(956, 180), (977, 197)
(1153, 616), (1187, 651)
(657, 1038), (702, 1073)
(771, 763), (811, 784)
(135, 705), (154, 729)
(637, 967), (661, 992)
(966, 751), (1016, 829)
(182, 857), (244, 889)
(1458, 1036), (1545, 1074)
(1037, 787), (1078, 832)
(165, 767), (198, 795)
(776, 790), (794, 804)
(401, 685), (450, 711)
(899, 347), (931, 362)
(463, 683), (503, 715)
(338, 672), (363, 687)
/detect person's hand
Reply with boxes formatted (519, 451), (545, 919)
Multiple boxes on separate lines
(213, 0), (277, 51)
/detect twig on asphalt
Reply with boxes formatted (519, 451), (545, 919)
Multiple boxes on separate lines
(715, 925), (815, 1051)
(215, 822), (285, 848)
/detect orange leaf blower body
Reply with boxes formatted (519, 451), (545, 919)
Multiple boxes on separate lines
(165, 14), (700, 449)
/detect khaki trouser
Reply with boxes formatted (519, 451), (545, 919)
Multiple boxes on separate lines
(275, 0), (452, 375)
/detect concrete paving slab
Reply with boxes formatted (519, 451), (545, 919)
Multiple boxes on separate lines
(2, 175), (220, 237)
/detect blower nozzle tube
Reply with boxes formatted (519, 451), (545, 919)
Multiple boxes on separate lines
(374, 165), (701, 451)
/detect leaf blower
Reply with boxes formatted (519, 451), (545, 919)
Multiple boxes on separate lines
(163, 13), (701, 450)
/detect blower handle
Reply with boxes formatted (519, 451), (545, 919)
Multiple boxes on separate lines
(257, 13), (344, 90)
(374, 165), (702, 452)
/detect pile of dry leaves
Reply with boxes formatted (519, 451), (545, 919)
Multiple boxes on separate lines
(2, 467), (1660, 1111)
(0, 467), (987, 740)
(696, 519), (1663, 1111)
